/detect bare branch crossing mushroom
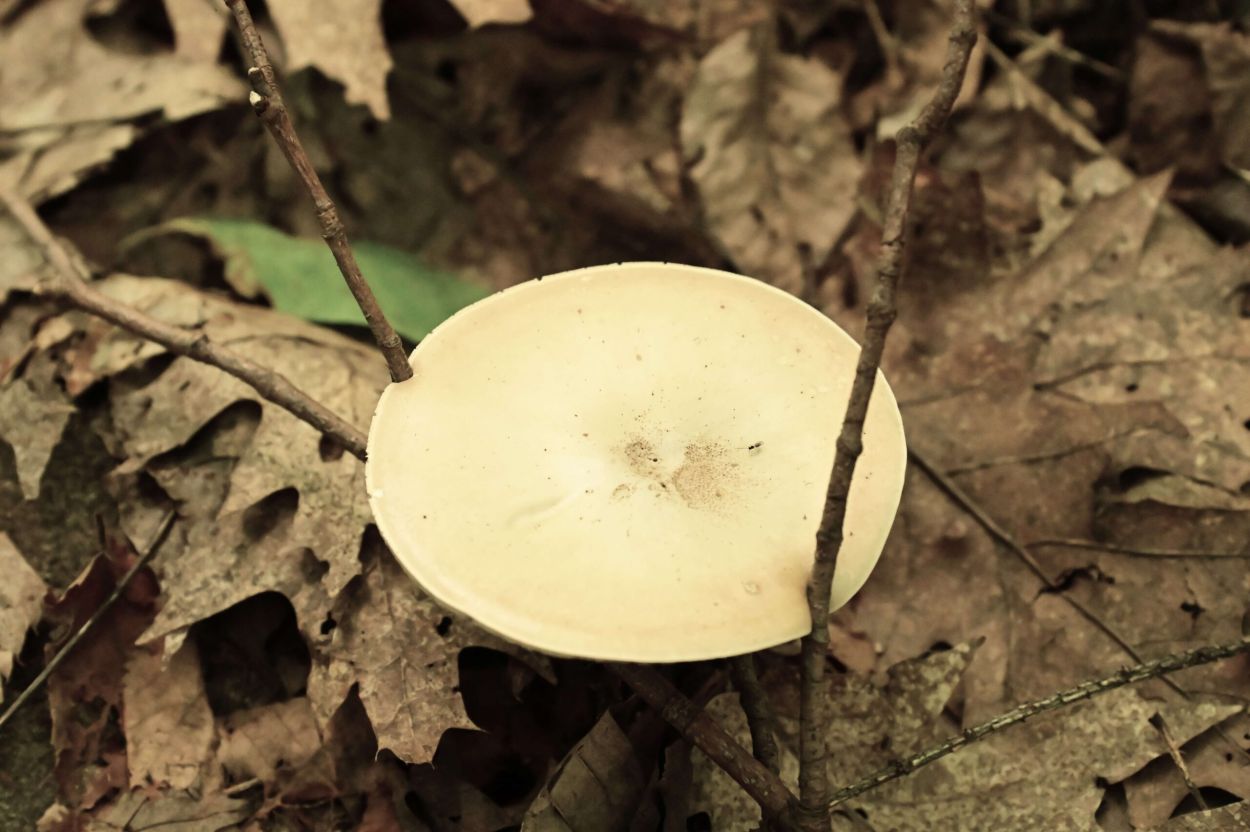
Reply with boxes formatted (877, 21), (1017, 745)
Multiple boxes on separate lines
(366, 262), (906, 662)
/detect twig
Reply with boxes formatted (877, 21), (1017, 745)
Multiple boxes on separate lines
(1149, 713), (1209, 812)
(0, 188), (370, 460)
(828, 639), (1250, 807)
(730, 654), (782, 776)
(609, 663), (799, 827)
(223, 0), (412, 384)
(797, 3), (977, 828)
(1028, 538), (1250, 560)
(0, 512), (176, 734)
(909, 449), (1164, 678)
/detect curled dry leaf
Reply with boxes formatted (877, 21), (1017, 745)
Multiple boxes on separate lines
(522, 711), (647, 832)
(268, 0), (393, 120)
(0, 532), (46, 693)
(0, 0), (242, 201)
(450, 0), (534, 28)
(681, 25), (860, 297)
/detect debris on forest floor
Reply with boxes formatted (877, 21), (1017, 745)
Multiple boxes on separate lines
(2, 0), (1249, 829)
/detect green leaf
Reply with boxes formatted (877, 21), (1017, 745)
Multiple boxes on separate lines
(124, 218), (487, 342)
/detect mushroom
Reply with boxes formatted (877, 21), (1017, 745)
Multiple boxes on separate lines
(366, 262), (906, 662)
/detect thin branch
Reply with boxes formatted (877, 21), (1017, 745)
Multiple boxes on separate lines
(223, 0), (412, 384)
(797, 3), (977, 828)
(730, 654), (782, 776)
(1150, 713), (1209, 812)
(609, 663), (799, 828)
(827, 639), (1250, 807)
(0, 512), (176, 734)
(0, 188), (370, 460)
(1028, 538), (1250, 560)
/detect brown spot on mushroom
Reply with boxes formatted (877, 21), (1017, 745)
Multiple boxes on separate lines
(611, 483), (632, 500)
(672, 442), (738, 511)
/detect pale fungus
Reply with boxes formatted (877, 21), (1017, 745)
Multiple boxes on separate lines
(366, 262), (906, 662)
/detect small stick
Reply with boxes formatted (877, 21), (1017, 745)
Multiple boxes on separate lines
(729, 654), (782, 775)
(1149, 713), (1209, 812)
(1028, 538), (1250, 560)
(609, 663), (799, 827)
(0, 512), (176, 734)
(827, 639), (1250, 807)
(797, 3), (977, 828)
(223, 0), (412, 384)
(0, 188), (370, 460)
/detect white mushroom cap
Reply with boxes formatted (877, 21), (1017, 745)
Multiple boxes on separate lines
(366, 262), (906, 662)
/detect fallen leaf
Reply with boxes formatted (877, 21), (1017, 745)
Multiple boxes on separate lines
(692, 644), (977, 830)
(122, 641), (215, 790)
(680, 24), (860, 296)
(0, 532), (46, 693)
(0, 0), (242, 201)
(308, 537), (551, 765)
(162, 0), (229, 62)
(45, 549), (159, 806)
(88, 788), (254, 831)
(1144, 800), (1250, 831)
(121, 218), (489, 342)
(691, 645), (1241, 831)
(268, 0), (393, 120)
(451, 0), (533, 27)
(522, 711), (647, 832)
(217, 698), (322, 784)
(0, 353), (76, 500)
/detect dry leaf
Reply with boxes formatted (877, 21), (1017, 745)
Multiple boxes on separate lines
(0, 532), (46, 692)
(122, 642), (215, 790)
(0, 0), (241, 201)
(691, 644), (977, 830)
(1144, 801), (1250, 831)
(162, 0), (229, 63)
(681, 25), (860, 295)
(451, 0), (533, 27)
(308, 538), (551, 765)
(691, 645), (1240, 831)
(268, 0), (393, 120)
(0, 353), (76, 500)
(216, 698), (323, 784)
(522, 711), (647, 832)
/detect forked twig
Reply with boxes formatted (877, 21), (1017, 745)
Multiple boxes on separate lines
(223, 0), (412, 384)
(797, 2), (977, 827)
(730, 654), (782, 776)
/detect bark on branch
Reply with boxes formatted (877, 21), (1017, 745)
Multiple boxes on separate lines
(797, 3), (978, 828)
(224, 0), (412, 384)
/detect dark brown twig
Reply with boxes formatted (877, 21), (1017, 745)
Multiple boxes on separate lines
(0, 188), (370, 460)
(828, 639), (1250, 807)
(797, 3), (977, 828)
(609, 663), (799, 827)
(730, 654), (782, 777)
(223, 0), (412, 384)
(0, 512), (176, 734)
(1027, 538), (1250, 560)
